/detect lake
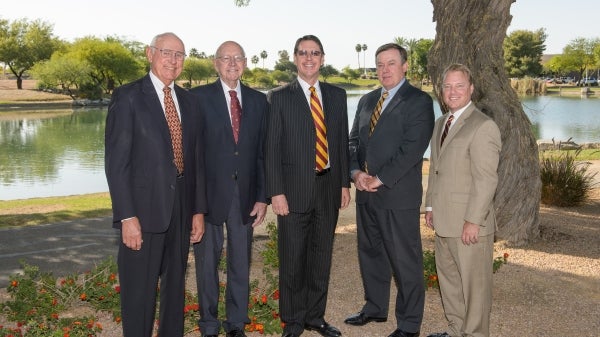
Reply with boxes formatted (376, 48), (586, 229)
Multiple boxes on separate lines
(1, 92), (598, 200)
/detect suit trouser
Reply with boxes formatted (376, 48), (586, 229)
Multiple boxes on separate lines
(118, 176), (189, 337)
(356, 202), (424, 333)
(435, 234), (494, 337)
(193, 185), (253, 335)
(278, 173), (339, 335)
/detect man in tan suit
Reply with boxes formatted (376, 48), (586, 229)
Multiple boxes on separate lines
(424, 64), (501, 337)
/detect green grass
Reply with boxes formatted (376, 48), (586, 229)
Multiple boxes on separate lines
(539, 149), (600, 161)
(0, 192), (112, 229)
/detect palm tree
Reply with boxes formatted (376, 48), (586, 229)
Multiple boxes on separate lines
(355, 44), (362, 70)
(260, 50), (268, 69)
(251, 55), (259, 68)
(361, 44), (368, 76)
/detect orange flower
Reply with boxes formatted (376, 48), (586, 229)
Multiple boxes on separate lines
(115, 316), (122, 323)
(109, 273), (116, 281)
(115, 285), (121, 293)
(10, 280), (18, 288)
(272, 289), (280, 300)
(79, 293), (87, 301)
(51, 313), (59, 319)
(261, 294), (268, 304)
(503, 252), (509, 259)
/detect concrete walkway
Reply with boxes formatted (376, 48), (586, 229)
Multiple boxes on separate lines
(0, 217), (119, 287)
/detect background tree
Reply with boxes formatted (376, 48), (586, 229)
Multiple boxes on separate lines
(412, 38), (434, 83)
(180, 57), (213, 87)
(503, 29), (546, 77)
(30, 53), (92, 99)
(188, 48), (201, 58)
(361, 44), (367, 76)
(355, 43), (362, 70)
(274, 49), (296, 74)
(260, 50), (268, 69)
(395, 36), (434, 84)
(65, 37), (144, 96)
(251, 55), (259, 68)
(428, 0), (540, 245)
(559, 38), (598, 81)
(0, 18), (62, 89)
(271, 69), (292, 84)
(319, 64), (339, 82)
(340, 66), (360, 84)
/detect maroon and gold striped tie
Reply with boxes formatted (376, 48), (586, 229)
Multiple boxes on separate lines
(309, 86), (328, 172)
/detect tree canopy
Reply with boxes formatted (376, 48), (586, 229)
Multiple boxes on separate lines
(503, 29), (546, 77)
(0, 18), (63, 89)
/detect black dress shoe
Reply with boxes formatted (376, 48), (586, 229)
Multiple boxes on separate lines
(203, 335), (218, 337)
(305, 322), (342, 337)
(344, 311), (387, 326)
(388, 328), (420, 337)
(426, 333), (450, 337)
(226, 328), (246, 337)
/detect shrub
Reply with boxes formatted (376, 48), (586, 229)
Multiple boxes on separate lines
(540, 149), (598, 206)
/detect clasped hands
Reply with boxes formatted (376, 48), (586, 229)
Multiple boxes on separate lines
(352, 170), (382, 192)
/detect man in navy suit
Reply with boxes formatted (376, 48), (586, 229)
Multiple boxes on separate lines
(265, 35), (351, 337)
(345, 43), (434, 337)
(105, 32), (207, 337)
(190, 41), (268, 337)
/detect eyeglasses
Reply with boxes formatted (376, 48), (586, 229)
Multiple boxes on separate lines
(296, 50), (323, 57)
(217, 55), (246, 63)
(150, 46), (186, 61)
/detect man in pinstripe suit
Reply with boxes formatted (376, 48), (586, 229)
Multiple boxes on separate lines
(265, 35), (351, 337)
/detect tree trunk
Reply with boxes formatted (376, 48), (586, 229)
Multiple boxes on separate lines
(428, 0), (540, 245)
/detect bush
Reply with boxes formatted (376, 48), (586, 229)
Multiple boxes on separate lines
(540, 149), (598, 206)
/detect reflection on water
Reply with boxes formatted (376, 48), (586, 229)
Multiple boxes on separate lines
(0, 93), (598, 200)
(0, 108), (107, 200)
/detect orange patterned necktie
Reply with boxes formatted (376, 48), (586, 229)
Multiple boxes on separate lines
(163, 86), (184, 174)
(229, 90), (242, 143)
(309, 86), (328, 172)
(369, 91), (388, 136)
(440, 114), (454, 147)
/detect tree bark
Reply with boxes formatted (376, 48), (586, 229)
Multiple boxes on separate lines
(428, 0), (540, 245)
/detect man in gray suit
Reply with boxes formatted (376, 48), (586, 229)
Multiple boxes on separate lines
(346, 43), (434, 337)
(425, 64), (501, 337)
(265, 35), (351, 337)
(190, 41), (268, 337)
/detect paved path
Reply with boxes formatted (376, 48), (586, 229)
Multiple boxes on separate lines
(0, 217), (119, 287)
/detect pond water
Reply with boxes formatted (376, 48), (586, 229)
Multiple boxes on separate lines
(0, 92), (598, 200)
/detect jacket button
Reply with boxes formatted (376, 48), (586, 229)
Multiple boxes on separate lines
(234, 151), (239, 156)
(435, 170), (439, 175)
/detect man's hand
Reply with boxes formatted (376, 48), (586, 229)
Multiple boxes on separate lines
(425, 211), (434, 230)
(271, 194), (289, 216)
(364, 176), (383, 192)
(190, 213), (205, 243)
(340, 187), (351, 209)
(352, 170), (373, 191)
(250, 202), (268, 227)
(121, 217), (142, 250)
(461, 221), (480, 245)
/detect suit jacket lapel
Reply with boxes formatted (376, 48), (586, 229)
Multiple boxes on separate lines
(374, 81), (409, 127)
(438, 104), (476, 157)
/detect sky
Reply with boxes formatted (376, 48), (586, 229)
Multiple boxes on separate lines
(2, 0), (599, 70)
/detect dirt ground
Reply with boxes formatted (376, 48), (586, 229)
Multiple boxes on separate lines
(43, 185), (597, 337)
